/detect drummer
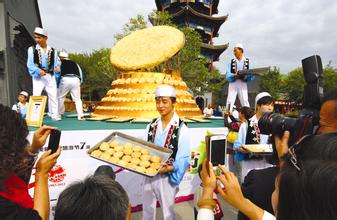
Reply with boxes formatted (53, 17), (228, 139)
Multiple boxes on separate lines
(142, 85), (190, 220)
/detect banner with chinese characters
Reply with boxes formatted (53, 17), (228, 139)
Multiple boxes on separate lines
(27, 127), (227, 218)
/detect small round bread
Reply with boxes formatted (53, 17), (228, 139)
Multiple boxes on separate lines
(106, 148), (115, 155)
(100, 153), (111, 161)
(131, 152), (141, 158)
(117, 160), (127, 167)
(125, 162), (133, 168)
(123, 148), (133, 155)
(140, 154), (151, 161)
(99, 142), (110, 151)
(150, 155), (161, 163)
(108, 156), (119, 164)
(130, 158), (141, 165)
(128, 163), (138, 170)
(141, 149), (149, 155)
(145, 167), (157, 176)
(109, 140), (119, 148)
(150, 162), (161, 170)
(139, 160), (150, 168)
(114, 145), (124, 152)
(132, 145), (142, 152)
(124, 143), (133, 149)
(135, 166), (146, 173)
(113, 151), (124, 159)
(91, 150), (102, 157)
(122, 155), (132, 163)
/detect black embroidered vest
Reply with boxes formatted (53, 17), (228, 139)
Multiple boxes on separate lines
(61, 60), (80, 78)
(33, 45), (55, 74)
(147, 118), (185, 165)
(231, 58), (249, 81)
(245, 118), (261, 145)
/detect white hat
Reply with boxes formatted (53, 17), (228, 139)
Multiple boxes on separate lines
(155, 85), (176, 98)
(19, 91), (29, 98)
(235, 43), (243, 49)
(34, 27), (47, 37)
(59, 52), (69, 58)
(255, 92), (272, 110)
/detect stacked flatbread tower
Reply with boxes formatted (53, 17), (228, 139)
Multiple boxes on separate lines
(92, 26), (202, 119)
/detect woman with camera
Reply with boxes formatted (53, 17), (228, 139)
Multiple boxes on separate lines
(197, 132), (337, 220)
(0, 104), (61, 220)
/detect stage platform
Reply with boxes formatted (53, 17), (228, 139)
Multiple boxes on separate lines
(29, 112), (225, 131)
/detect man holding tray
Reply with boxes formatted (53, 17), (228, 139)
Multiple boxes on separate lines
(233, 92), (274, 182)
(142, 85), (190, 220)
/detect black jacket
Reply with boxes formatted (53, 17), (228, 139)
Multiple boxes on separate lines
(0, 196), (41, 220)
(238, 166), (279, 220)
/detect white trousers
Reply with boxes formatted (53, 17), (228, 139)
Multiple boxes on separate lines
(32, 74), (59, 118)
(58, 77), (83, 118)
(142, 174), (178, 220)
(226, 80), (250, 107)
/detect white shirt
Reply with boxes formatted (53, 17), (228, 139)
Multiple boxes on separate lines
(144, 112), (190, 185)
(203, 107), (213, 116)
(197, 208), (275, 220)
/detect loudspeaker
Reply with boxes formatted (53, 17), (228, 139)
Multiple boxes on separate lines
(301, 55), (323, 84)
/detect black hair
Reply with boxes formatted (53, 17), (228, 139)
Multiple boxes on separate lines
(94, 165), (116, 180)
(155, 96), (176, 104)
(239, 106), (254, 120)
(235, 47), (244, 53)
(55, 176), (129, 220)
(276, 133), (337, 220)
(257, 96), (274, 106)
(0, 104), (29, 189)
(278, 160), (337, 220)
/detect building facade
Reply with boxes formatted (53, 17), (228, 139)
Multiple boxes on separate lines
(0, 0), (42, 106)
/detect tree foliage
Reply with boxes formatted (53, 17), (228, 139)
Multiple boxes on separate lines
(258, 67), (283, 100)
(280, 67), (305, 103)
(322, 62), (337, 93)
(70, 48), (116, 101)
(114, 15), (147, 42)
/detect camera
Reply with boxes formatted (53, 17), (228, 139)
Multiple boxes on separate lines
(258, 55), (323, 146)
(258, 112), (313, 146)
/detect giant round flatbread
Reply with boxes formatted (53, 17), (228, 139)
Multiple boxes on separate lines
(110, 26), (185, 70)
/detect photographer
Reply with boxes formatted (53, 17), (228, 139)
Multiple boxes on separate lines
(198, 132), (337, 220)
(233, 92), (274, 182)
(0, 104), (61, 220)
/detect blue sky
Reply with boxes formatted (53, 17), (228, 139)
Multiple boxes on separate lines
(39, 0), (337, 74)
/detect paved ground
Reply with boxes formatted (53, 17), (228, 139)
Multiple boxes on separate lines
(131, 198), (238, 220)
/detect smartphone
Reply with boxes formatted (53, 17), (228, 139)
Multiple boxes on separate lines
(207, 135), (227, 168)
(48, 129), (61, 154)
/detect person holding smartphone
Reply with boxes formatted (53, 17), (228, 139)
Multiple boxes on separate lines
(0, 104), (61, 220)
(142, 85), (190, 220)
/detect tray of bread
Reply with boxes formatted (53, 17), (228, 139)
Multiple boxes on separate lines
(87, 132), (172, 177)
(242, 144), (273, 154)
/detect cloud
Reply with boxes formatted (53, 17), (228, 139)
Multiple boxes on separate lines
(38, 0), (337, 73)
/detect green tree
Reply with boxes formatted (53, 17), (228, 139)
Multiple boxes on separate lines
(114, 15), (147, 42)
(259, 67), (282, 99)
(322, 62), (337, 93)
(70, 48), (116, 101)
(148, 10), (174, 26)
(281, 67), (305, 103)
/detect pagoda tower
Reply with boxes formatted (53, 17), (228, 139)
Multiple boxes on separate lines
(154, 0), (229, 71)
